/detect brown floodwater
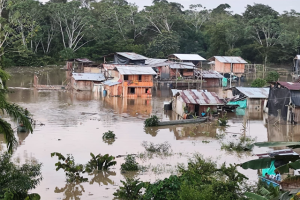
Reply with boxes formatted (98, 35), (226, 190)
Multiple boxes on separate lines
(1, 66), (299, 199)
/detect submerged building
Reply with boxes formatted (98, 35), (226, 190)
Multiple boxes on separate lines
(71, 73), (106, 91)
(268, 82), (300, 123)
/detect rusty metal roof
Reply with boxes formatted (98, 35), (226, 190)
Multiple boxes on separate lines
(209, 56), (248, 64)
(116, 66), (157, 75)
(174, 89), (225, 105)
(74, 58), (93, 63)
(169, 62), (195, 69)
(116, 52), (148, 60)
(72, 73), (105, 81)
(235, 87), (269, 98)
(170, 54), (206, 61)
(195, 70), (223, 78)
(278, 81), (300, 90)
(145, 58), (168, 65)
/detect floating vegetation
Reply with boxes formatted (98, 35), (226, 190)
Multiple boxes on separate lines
(202, 140), (211, 144)
(102, 130), (116, 145)
(142, 141), (172, 154)
(221, 136), (255, 152)
(144, 115), (159, 127)
(121, 155), (139, 171)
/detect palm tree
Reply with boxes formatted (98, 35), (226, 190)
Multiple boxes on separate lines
(0, 69), (33, 153)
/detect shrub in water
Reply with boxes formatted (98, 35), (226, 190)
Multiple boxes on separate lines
(144, 115), (159, 127)
(121, 155), (139, 171)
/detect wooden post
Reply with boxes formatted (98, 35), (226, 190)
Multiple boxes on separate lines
(200, 61), (203, 89)
(230, 63), (232, 88)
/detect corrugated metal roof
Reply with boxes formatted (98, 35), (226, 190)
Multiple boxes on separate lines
(116, 66), (157, 75)
(209, 56), (248, 64)
(169, 62), (195, 69)
(195, 70), (223, 78)
(170, 54), (206, 61)
(116, 52), (148, 60)
(145, 58), (168, 65)
(235, 87), (269, 98)
(103, 80), (121, 86)
(173, 89), (225, 105)
(75, 58), (93, 63)
(72, 73), (105, 81)
(278, 81), (300, 90)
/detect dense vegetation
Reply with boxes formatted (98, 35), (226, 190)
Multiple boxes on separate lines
(0, 0), (299, 67)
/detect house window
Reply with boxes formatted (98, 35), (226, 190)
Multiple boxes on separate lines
(139, 75), (142, 81)
(124, 75), (129, 80)
(129, 87), (135, 94)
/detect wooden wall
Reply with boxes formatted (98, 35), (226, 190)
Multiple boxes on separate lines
(71, 78), (93, 91)
(215, 59), (245, 74)
(84, 67), (101, 73)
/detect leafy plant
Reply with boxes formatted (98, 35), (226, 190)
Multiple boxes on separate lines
(113, 178), (144, 200)
(0, 152), (42, 199)
(102, 130), (116, 145)
(85, 153), (116, 172)
(121, 155), (139, 171)
(251, 78), (267, 87)
(144, 115), (160, 127)
(51, 152), (88, 183)
(217, 114), (228, 126)
(221, 135), (255, 152)
(265, 71), (279, 82)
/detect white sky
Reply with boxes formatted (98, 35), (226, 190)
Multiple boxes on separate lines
(126, 0), (297, 14)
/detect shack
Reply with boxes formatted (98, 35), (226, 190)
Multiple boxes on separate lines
(168, 54), (206, 66)
(66, 58), (93, 72)
(172, 89), (226, 117)
(226, 87), (269, 111)
(71, 73), (106, 91)
(268, 82), (300, 123)
(208, 56), (247, 76)
(116, 66), (157, 98)
(102, 80), (122, 97)
(104, 52), (148, 65)
(147, 62), (195, 80)
(194, 70), (223, 87)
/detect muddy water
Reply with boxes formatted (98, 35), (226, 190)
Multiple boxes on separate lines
(3, 67), (300, 199)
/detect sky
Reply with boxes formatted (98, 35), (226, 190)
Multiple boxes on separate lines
(126, 0), (297, 14)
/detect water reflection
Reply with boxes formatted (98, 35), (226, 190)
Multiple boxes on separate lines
(55, 183), (85, 200)
(88, 170), (116, 186)
(17, 131), (30, 145)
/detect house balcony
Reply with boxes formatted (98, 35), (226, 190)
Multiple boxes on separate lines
(123, 80), (153, 87)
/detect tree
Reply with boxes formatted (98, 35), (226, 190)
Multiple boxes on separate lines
(184, 4), (210, 33)
(0, 152), (42, 199)
(0, 69), (33, 152)
(251, 78), (267, 87)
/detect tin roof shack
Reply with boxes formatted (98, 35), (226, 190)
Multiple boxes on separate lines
(147, 62), (195, 80)
(117, 66), (157, 98)
(228, 87), (269, 112)
(208, 56), (247, 76)
(168, 54), (206, 66)
(66, 58), (93, 72)
(194, 70), (223, 87)
(102, 80), (122, 97)
(172, 89), (226, 118)
(268, 81), (300, 123)
(71, 73), (105, 91)
(104, 52), (148, 65)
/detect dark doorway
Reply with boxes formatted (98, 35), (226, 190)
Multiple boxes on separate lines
(124, 75), (129, 80)
(129, 87), (135, 94)
(195, 104), (200, 116)
(138, 75), (142, 81)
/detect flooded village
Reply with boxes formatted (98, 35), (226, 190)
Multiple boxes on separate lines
(2, 51), (300, 199)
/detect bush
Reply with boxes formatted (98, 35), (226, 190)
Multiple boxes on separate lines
(144, 115), (160, 127)
(121, 155), (139, 171)
(113, 178), (144, 200)
(251, 78), (267, 87)
(217, 114), (228, 126)
(221, 136), (255, 152)
(0, 152), (42, 199)
(102, 130), (116, 145)
(85, 153), (116, 172)
(265, 71), (279, 82)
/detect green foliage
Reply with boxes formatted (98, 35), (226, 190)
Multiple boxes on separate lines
(221, 135), (255, 152)
(85, 153), (116, 172)
(0, 152), (42, 199)
(143, 175), (181, 200)
(59, 48), (75, 60)
(51, 152), (88, 183)
(265, 71), (280, 82)
(141, 141), (171, 154)
(251, 78), (267, 87)
(217, 113), (228, 126)
(144, 115), (159, 127)
(113, 178), (144, 200)
(102, 130), (116, 145)
(121, 155), (139, 171)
